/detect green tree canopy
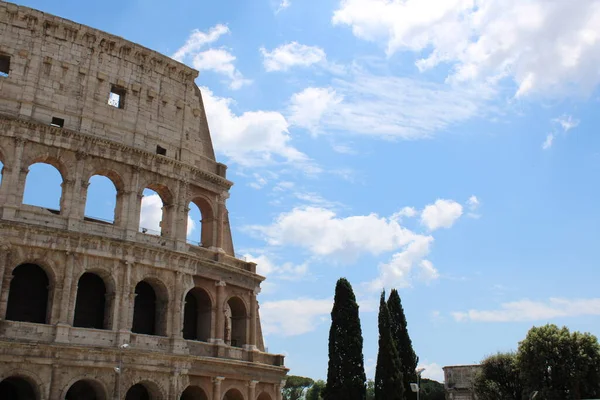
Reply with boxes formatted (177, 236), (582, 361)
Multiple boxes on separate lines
(419, 378), (445, 400)
(375, 290), (405, 400)
(283, 375), (314, 400)
(473, 352), (523, 400)
(388, 289), (419, 400)
(306, 380), (326, 400)
(324, 278), (367, 400)
(518, 324), (600, 400)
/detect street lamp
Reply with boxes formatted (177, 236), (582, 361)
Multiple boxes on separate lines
(411, 367), (426, 400)
(115, 343), (129, 400)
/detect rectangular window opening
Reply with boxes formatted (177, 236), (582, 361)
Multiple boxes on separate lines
(0, 54), (10, 77)
(156, 145), (167, 156)
(50, 117), (64, 128)
(108, 85), (126, 109)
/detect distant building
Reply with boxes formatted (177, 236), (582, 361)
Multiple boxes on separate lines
(443, 365), (481, 400)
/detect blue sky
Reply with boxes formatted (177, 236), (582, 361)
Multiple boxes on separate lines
(10, 0), (600, 383)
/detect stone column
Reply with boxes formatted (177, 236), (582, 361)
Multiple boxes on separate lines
(213, 193), (227, 251)
(1, 137), (25, 207)
(275, 381), (286, 400)
(0, 275), (12, 319)
(124, 166), (141, 238)
(249, 288), (259, 350)
(247, 380), (258, 400)
(0, 244), (12, 320)
(211, 281), (226, 344)
(212, 377), (225, 400)
(55, 251), (75, 342)
(66, 152), (87, 223)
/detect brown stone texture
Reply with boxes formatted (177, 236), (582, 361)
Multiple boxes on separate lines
(0, 2), (287, 399)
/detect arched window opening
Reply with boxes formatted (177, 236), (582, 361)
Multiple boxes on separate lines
(0, 160), (4, 189)
(65, 379), (106, 400)
(226, 297), (247, 348)
(125, 384), (151, 400)
(23, 163), (63, 212)
(223, 389), (244, 400)
(257, 393), (273, 400)
(6, 264), (49, 324)
(0, 376), (37, 400)
(131, 280), (168, 336)
(186, 202), (201, 245)
(180, 386), (208, 400)
(182, 288), (211, 341)
(139, 188), (163, 236)
(73, 273), (107, 329)
(84, 175), (117, 224)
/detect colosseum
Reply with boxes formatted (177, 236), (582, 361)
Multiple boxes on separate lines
(0, 2), (288, 399)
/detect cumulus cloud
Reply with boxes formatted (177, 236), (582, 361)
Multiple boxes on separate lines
(172, 24), (230, 62)
(201, 86), (309, 167)
(245, 253), (309, 280)
(260, 298), (333, 336)
(452, 297), (600, 322)
(261, 42), (327, 72)
(192, 49), (251, 90)
(288, 87), (343, 134)
(421, 199), (463, 231)
(419, 362), (445, 382)
(333, 0), (600, 97)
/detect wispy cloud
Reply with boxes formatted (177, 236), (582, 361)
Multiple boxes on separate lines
(261, 42), (327, 72)
(172, 24), (229, 62)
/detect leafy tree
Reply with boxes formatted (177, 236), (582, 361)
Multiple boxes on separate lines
(419, 378), (445, 400)
(473, 352), (523, 400)
(324, 278), (367, 400)
(306, 380), (325, 400)
(366, 379), (375, 400)
(517, 324), (600, 400)
(283, 375), (314, 400)
(375, 291), (404, 400)
(388, 289), (419, 400)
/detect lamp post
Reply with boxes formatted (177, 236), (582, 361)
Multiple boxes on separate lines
(115, 343), (129, 400)
(415, 367), (425, 400)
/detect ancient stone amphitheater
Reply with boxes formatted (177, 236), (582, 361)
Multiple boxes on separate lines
(0, 2), (287, 399)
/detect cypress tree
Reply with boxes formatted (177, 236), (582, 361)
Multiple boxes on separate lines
(324, 278), (366, 400)
(375, 290), (404, 400)
(388, 289), (419, 400)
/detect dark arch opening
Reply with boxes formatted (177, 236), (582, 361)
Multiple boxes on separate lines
(125, 383), (150, 400)
(0, 376), (37, 400)
(73, 273), (107, 329)
(226, 297), (247, 348)
(257, 393), (273, 400)
(132, 281), (157, 335)
(180, 386), (208, 400)
(182, 288), (212, 341)
(65, 379), (106, 400)
(223, 388), (244, 400)
(6, 264), (49, 324)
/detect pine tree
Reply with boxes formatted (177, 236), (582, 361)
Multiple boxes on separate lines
(388, 289), (419, 400)
(324, 278), (367, 400)
(375, 291), (404, 400)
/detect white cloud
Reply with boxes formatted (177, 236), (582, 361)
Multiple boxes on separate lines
(260, 298), (333, 336)
(139, 193), (163, 234)
(248, 173), (268, 190)
(172, 24), (230, 62)
(421, 199), (463, 231)
(201, 86), (310, 167)
(261, 42), (327, 72)
(289, 87), (343, 134)
(419, 259), (440, 282)
(288, 69), (493, 139)
(276, 0), (291, 13)
(333, 0), (600, 97)
(466, 195), (481, 219)
(542, 133), (554, 150)
(192, 49), (251, 90)
(419, 362), (445, 383)
(392, 206), (418, 220)
(554, 115), (580, 132)
(245, 253), (309, 280)
(452, 297), (600, 322)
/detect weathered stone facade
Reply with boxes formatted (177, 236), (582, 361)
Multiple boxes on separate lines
(443, 365), (481, 400)
(0, 2), (287, 399)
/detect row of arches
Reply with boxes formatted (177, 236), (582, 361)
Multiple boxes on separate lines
(0, 158), (216, 247)
(0, 375), (275, 400)
(5, 264), (248, 346)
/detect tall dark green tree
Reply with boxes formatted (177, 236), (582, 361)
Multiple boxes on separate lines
(388, 289), (419, 400)
(375, 291), (404, 400)
(324, 278), (367, 400)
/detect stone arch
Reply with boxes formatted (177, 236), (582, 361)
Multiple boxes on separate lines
(72, 271), (114, 329)
(5, 263), (51, 324)
(63, 378), (108, 400)
(0, 371), (43, 400)
(22, 158), (65, 212)
(180, 385), (208, 400)
(22, 153), (70, 181)
(257, 393), (273, 400)
(132, 277), (169, 336)
(83, 168), (125, 225)
(225, 296), (247, 348)
(188, 196), (215, 248)
(222, 388), (245, 400)
(124, 380), (163, 400)
(139, 183), (174, 237)
(182, 287), (212, 341)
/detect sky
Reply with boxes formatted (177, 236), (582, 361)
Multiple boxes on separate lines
(8, 0), (600, 384)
